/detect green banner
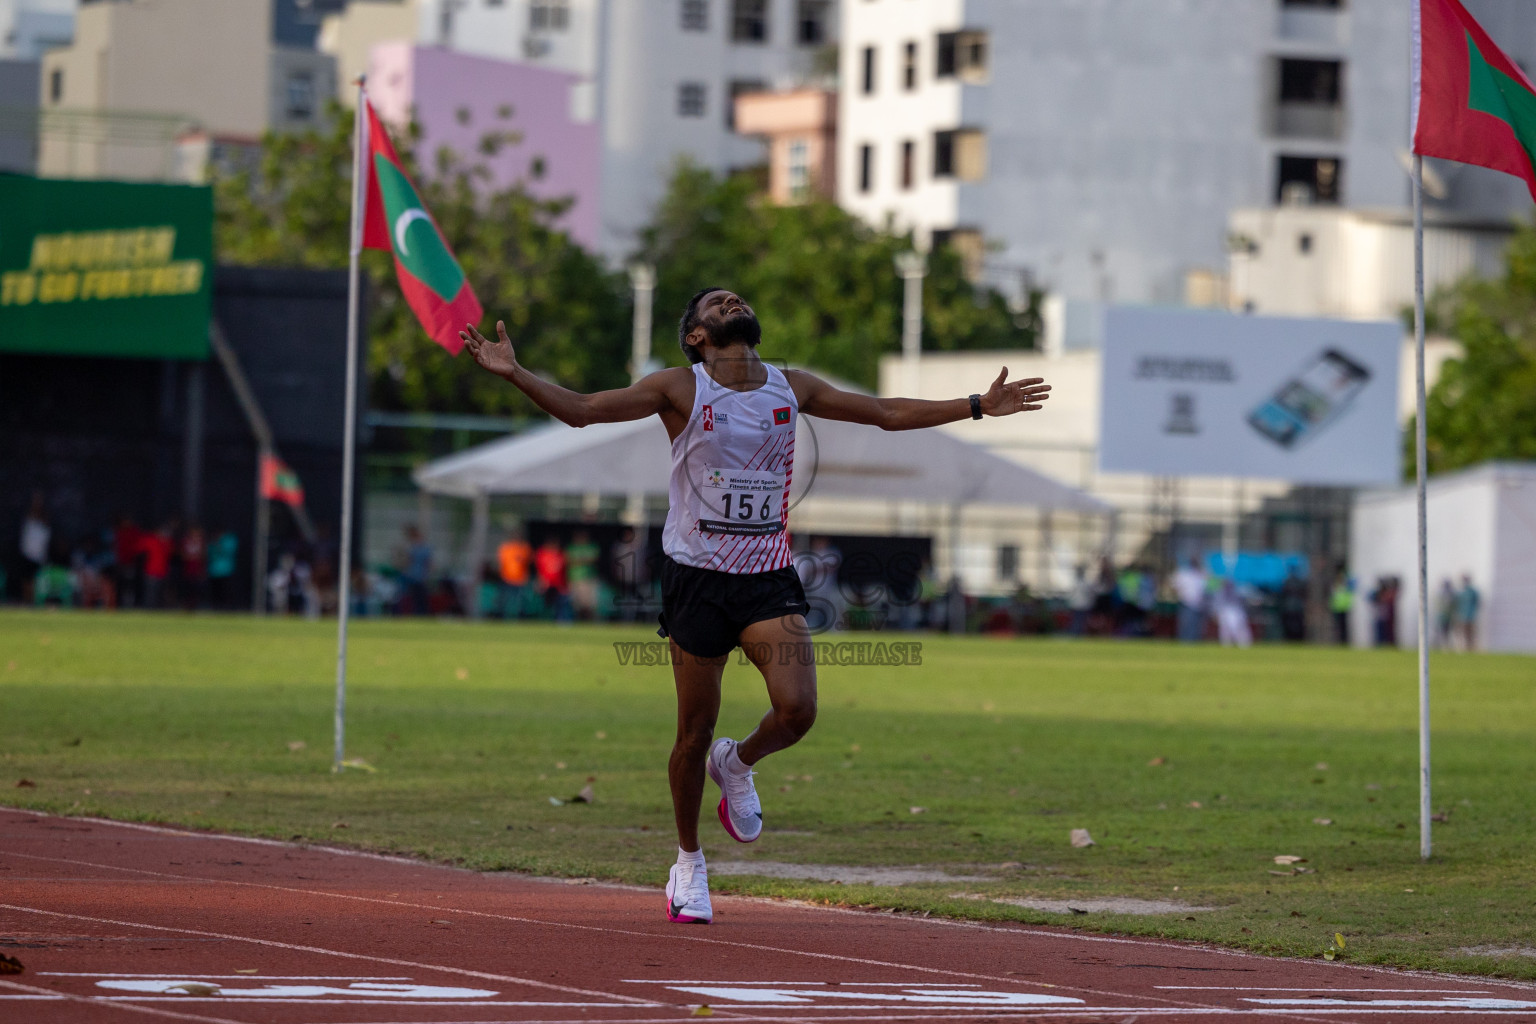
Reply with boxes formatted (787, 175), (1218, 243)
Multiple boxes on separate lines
(0, 175), (213, 359)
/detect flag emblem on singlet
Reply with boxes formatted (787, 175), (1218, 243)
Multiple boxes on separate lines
(773, 407), (791, 425)
(702, 405), (715, 431)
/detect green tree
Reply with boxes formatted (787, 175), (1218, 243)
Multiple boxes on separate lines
(1409, 220), (1536, 476)
(634, 162), (1037, 389)
(214, 101), (629, 416)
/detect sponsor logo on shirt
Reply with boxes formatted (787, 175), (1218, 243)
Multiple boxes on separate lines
(701, 405), (714, 431)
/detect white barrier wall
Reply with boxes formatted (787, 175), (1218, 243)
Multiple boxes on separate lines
(1350, 462), (1536, 653)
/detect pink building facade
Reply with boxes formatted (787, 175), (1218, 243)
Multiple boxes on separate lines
(367, 44), (600, 250)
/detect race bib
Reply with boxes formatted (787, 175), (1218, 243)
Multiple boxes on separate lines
(698, 466), (785, 536)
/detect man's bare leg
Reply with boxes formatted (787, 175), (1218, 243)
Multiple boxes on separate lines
(668, 641), (727, 852)
(736, 614), (817, 766)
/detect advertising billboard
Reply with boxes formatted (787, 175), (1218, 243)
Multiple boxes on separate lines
(0, 175), (213, 359)
(1099, 307), (1401, 485)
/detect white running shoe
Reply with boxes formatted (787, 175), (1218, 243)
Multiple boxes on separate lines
(666, 859), (712, 924)
(707, 738), (763, 843)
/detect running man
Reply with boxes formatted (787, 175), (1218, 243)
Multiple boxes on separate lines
(460, 288), (1051, 923)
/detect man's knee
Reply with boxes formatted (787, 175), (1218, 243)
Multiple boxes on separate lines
(674, 719), (715, 759)
(778, 698), (817, 739)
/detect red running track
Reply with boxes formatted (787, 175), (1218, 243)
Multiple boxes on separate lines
(2, 807), (1534, 1024)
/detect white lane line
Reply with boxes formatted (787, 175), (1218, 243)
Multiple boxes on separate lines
(1158, 986), (1498, 992)
(41, 972), (414, 980)
(621, 982), (983, 986)
(0, 979), (246, 1024)
(0, 902), (664, 1008)
(0, 849), (1221, 1019)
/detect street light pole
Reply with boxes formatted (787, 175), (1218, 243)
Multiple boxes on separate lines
(894, 250), (926, 396)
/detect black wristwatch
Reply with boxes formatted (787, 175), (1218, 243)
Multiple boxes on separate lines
(969, 394), (983, 420)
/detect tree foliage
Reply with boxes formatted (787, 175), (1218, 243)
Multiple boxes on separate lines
(1411, 220), (1536, 476)
(214, 102), (630, 416)
(635, 162), (1038, 389)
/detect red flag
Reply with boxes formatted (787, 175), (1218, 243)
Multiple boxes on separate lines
(1413, 0), (1536, 203)
(360, 96), (482, 353)
(260, 453), (305, 508)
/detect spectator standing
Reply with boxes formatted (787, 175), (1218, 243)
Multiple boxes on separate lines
(1067, 563), (1095, 636)
(17, 492), (50, 602)
(797, 536), (845, 633)
(1215, 579), (1252, 647)
(1329, 569), (1354, 644)
(496, 529), (533, 619)
(113, 516), (145, 608)
(1435, 578), (1458, 649)
(207, 529), (238, 609)
(1456, 574), (1481, 651)
(179, 525), (208, 610)
(1171, 557), (1207, 643)
(397, 524), (432, 615)
(566, 529), (601, 621)
(535, 536), (571, 621)
(1369, 576), (1398, 647)
(140, 524), (174, 609)
(1279, 566), (1307, 642)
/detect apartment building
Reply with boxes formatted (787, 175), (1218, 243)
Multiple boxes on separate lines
(323, 0), (839, 258)
(838, 0), (1536, 305)
(38, 0), (339, 181)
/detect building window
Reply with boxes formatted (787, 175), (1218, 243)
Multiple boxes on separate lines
(1283, 0), (1343, 7)
(797, 0), (829, 45)
(49, 68), (62, 103)
(903, 41), (918, 90)
(1279, 57), (1342, 104)
(936, 29), (989, 83)
(681, 0), (708, 30)
(530, 0), (569, 30)
(731, 0), (768, 43)
(933, 128), (986, 181)
(858, 143), (873, 193)
(678, 82), (707, 117)
(996, 545), (1019, 583)
(1298, 233), (1313, 254)
(726, 78), (765, 128)
(285, 71), (315, 120)
(933, 227), (986, 281)
(900, 139), (914, 189)
(787, 137), (811, 199)
(1277, 154), (1342, 204)
(861, 45), (876, 94)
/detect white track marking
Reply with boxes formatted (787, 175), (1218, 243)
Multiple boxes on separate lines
(0, 902), (663, 1007)
(0, 979), (246, 1024)
(1158, 987), (1499, 993)
(42, 973), (413, 980)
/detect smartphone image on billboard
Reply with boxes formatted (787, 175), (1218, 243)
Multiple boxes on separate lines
(1247, 347), (1371, 449)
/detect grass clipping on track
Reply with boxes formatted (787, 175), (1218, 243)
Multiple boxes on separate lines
(3, 610), (1534, 980)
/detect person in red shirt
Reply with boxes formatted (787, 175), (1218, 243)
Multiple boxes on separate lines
(140, 524), (174, 609)
(179, 525), (208, 610)
(113, 516), (144, 608)
(534, 537), (571, 622)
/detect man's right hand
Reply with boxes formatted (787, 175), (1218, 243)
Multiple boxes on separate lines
(461, 321), (518, 378)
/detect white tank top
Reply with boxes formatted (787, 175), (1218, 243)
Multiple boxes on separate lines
(663, 361), (797, 574)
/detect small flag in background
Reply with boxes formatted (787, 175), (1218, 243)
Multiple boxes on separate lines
(360, 95), (483, 353)
(260, 453), (305, 508)
(1413, 0), (1536, 202)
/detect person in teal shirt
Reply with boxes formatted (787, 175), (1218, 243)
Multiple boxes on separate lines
(207, 530), (238, 609)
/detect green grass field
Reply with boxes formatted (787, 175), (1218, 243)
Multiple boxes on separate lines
(2, 610), (1533, 978)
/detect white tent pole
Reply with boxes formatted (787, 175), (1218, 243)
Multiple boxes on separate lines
(1412, 153), (1431, 861)
(333, 77), (368, 774)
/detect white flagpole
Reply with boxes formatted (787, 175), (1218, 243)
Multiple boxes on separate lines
(334, 77), (368, 773)
(1412, 153), (1431, 861)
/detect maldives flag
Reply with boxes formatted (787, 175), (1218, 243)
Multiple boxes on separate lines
(360, 96), (482, 353)
(1413, 0), (1536, 203)
(260, 453), (305, 508)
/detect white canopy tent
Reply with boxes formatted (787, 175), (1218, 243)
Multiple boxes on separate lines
(413, 414), (1109, 624)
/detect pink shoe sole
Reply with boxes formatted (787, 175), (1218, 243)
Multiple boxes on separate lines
(716, 796), (759, 843)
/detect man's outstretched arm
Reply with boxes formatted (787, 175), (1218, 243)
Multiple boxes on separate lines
(461, 321), (676, 427)
(788, 367), (1050, 430)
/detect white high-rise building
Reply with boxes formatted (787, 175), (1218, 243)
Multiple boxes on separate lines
(838, 0), (1536, 306)
(327, 0), (838, 259)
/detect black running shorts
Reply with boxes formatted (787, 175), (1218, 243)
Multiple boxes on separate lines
(656, 555), (810, 659)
